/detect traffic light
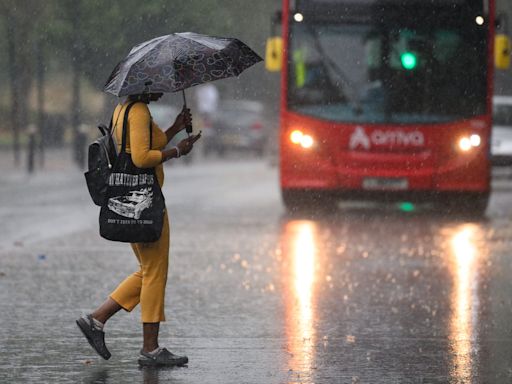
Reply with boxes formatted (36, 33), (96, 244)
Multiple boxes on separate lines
(400, 52), (418, 70)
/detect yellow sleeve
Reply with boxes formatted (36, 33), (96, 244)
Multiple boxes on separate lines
(128, 102), (163, 168)
(150, 119), (169, 150)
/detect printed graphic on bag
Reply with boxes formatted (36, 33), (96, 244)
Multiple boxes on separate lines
(108, 172), (155, 187)
(107, 187), (153, 220)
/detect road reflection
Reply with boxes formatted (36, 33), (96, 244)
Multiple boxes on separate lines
(281, 220), (318, 381)
(82, 366), (186, 384)
(447, 223), (486, 382)
(277, 208), (495, 382)
(83, 368), (109, 384)
(141, 367), (160, 384)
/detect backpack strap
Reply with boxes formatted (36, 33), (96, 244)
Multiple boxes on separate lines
(97, 124), (108, 136)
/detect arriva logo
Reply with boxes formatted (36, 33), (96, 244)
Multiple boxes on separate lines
(349, 127), (371, 150)
(349, 127), (425, 150)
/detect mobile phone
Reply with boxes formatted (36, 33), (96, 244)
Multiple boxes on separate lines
(191, 132), (201, 143)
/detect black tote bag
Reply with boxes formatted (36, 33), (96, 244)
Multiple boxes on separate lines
(99, 102), (165, 243)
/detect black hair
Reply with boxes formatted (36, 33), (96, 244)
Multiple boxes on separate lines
(128, 93), (151, 103)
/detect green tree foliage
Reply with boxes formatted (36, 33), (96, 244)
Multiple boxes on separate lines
(0, 0), (45, 162)
(0, 0), (278, 137)
(50, 0), (277, 91)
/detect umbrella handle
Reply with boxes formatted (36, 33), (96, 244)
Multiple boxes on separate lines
(182, 90), (193, 136)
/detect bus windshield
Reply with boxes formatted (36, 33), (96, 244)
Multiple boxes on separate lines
(287, 13), (488, 124)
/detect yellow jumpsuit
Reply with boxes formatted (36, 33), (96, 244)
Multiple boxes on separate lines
(109, 101), (169, 323)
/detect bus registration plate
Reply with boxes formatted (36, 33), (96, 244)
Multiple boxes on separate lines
(362, 177), (408, 190)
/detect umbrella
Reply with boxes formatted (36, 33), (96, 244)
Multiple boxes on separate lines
(103, 32), (262, 99)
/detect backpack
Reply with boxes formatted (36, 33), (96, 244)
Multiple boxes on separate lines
(84, 102), (136, 206)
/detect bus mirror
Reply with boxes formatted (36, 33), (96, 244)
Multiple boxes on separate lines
(495, 34), (511, 70)
(266, 37), (283, 72)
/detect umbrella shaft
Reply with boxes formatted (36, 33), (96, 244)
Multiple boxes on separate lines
(182, 89), (192, 136)
(182, 89), (187, 107)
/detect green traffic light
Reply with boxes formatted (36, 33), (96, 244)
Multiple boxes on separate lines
(399, 202), (415, 212)
(401, 52), (417, 70)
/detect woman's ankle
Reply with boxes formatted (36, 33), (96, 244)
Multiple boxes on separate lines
(90, 312), (108, 325)
(90, 315), (105, 329)
(142, 322), (160, 353)
(142, 344), (159, 353)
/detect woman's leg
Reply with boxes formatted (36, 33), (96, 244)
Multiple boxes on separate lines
(91, 298), (123, 324)
(143, 323), (160, 352)
(136, 212), (169, 350)
(136, 212), (170, 325)
(89, 212), (169, 351)
(133, 214), (187, 366)
(94, 244), (144, 324)
(77, 213), (169, 361)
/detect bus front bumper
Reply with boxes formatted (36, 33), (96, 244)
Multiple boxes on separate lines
(281, 157), (490, 194)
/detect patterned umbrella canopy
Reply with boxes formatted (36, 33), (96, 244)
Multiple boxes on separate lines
(104, 32), (263, 97)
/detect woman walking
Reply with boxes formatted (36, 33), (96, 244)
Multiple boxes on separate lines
(77, 92), (200, 367)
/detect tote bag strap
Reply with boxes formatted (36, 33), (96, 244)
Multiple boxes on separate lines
(120, 101), (138, 154)
(120, 101), (153, 154)
(149, 113), (153, 149)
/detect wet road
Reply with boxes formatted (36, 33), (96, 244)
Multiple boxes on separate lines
(2, 156), (512, 383)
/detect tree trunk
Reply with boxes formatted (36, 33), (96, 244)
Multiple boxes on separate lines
(36, 37), (45, 167)
(71, 1), (85, 168)
(6, 14), (21, 166)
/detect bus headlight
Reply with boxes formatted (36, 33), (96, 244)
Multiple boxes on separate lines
(290, 130), (315, 149)
(290, 130), (303, 144)
(470, 134), (481, 147)
(458, 134), (481, 152)
(301, 134), (314, 148)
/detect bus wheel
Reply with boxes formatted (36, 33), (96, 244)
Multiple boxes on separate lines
(433, 193), (489, 218)
(282, 189), (338, 214)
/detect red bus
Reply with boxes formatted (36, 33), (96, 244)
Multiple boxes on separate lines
(267, 0), (510, 215)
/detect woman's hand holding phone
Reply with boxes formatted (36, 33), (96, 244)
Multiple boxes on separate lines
(177, 131), (201, 156)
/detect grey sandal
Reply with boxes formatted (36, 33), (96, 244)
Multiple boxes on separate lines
(138, 347), (188, 367)
(76, 314), (111, 360)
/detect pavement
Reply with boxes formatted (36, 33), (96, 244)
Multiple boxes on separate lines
(2, 148), (512, 383)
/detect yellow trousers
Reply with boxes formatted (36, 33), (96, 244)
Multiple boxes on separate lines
(110, 211), (169, 323)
